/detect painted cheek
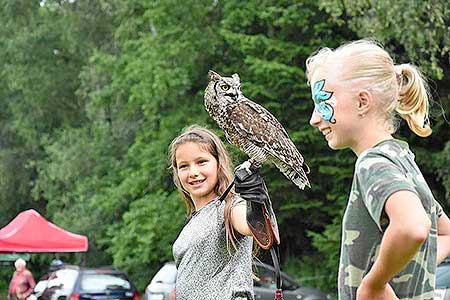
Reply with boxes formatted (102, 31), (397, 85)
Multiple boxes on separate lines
(312, 79), (337, 122)
(317, 96), (337, 122)
(326, 95), (337, 107)
(316, 103), (333, 121)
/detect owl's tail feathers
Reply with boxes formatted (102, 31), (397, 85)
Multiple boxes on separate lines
(292, 172), (310, 190)
(276, 161), (310, 190)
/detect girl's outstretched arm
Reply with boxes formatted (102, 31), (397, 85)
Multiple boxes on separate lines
(231, 201), (253, 236)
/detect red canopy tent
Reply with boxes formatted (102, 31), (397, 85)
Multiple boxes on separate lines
(0, 209), (88, 253)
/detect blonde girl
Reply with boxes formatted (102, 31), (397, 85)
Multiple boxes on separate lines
(169, 125), (253, 300)
(306, 39), (450, 300)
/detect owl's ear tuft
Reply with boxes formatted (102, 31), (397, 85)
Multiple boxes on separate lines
(232, 73), (240, 83)
(208, 70), (221, 81)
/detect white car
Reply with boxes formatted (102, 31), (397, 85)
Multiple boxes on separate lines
(145, 262), (176, 300)
(28, 280), (48, 300)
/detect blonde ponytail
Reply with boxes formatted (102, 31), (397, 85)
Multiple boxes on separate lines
(395, 64), (432, 137)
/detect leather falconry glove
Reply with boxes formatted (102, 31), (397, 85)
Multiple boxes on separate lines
(235, 167), (280, 249)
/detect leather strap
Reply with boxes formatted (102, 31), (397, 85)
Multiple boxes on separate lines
(218, 181), (235, 203)
(270, 245), (283, 299)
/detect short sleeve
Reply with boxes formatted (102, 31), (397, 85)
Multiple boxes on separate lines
(356, 152), (418, 230)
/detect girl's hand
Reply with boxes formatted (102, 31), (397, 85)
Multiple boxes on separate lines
(356, 277), (399, 300)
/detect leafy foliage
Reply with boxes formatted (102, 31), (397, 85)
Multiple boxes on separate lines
(0, 0), (449, 294)
(319, 0), (450, 79)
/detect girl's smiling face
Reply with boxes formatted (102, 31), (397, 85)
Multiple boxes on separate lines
(175, 142), (219, 209)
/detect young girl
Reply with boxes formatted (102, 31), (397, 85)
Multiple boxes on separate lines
(169, 125), (254, 300)
(306, 39), (450, 300)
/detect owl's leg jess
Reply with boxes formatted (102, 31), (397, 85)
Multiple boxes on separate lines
(235, 160), (253, 177)
(235, 158), (261, 177)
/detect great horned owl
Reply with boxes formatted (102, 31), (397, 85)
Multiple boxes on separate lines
(204, 70), (310, 189)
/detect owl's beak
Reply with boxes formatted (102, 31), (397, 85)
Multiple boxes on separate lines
(208, 70), (221, 81)
(225, 93), (239, 101)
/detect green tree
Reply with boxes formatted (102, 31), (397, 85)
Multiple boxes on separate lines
(1, 0), (449, 295)
(33, 0), (224, 287)
(0, 0), (117, 275)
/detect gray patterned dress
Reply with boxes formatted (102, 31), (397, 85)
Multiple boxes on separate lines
(339, 139), (442, 300)
(173, 196), (253, 300)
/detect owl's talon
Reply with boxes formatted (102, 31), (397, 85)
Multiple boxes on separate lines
(236, 160), (252, 172)
(236, 160), (252, 173)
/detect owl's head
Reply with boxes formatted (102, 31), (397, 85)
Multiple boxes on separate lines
(204, 70), (243, 107)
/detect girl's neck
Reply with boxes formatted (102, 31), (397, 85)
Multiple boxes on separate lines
(193, 195), (218, 211)
(352, 130), (393, 156)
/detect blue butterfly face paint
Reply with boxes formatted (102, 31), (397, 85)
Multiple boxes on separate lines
(313, 79), (337, 123)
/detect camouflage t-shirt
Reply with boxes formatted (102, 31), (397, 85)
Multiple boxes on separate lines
(339, 139), (442, 300)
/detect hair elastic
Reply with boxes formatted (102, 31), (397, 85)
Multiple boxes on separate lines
(394, 65), (403, 81)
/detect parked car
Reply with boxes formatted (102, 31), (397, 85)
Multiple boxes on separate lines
(145, 261), (334, 300)
(145, 262), (176, 300)
(32, 265), (140, 300)
(435, 260), (450, 300)
(252, 261), (333, 300)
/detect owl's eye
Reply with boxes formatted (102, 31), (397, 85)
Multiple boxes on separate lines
(221, 84), (230, 91)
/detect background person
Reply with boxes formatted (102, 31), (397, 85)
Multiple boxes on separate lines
(8, 259), (36, 300)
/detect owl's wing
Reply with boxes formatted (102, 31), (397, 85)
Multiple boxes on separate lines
(227, 98), (309, 183)
(228, 99), (289, 145)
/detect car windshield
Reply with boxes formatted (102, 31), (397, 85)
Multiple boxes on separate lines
(151, 264), (177, 284)
(80, 274), (131, 291)
(436, 263), (450, 288)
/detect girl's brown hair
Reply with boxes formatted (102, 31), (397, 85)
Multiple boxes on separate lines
(168, 125), (239, 249)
